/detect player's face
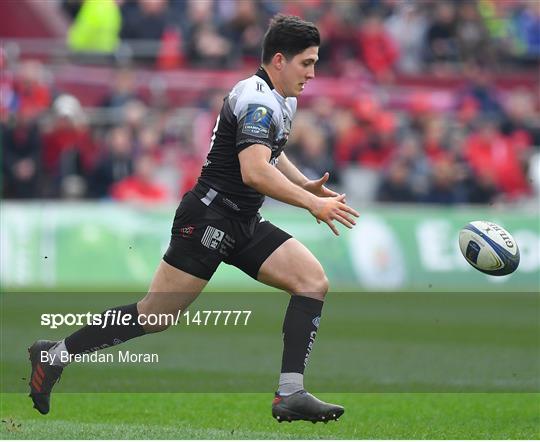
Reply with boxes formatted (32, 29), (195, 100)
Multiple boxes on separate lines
(283, 46), (319, 97)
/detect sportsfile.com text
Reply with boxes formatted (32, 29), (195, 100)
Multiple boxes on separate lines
(41, 310), (252, 329)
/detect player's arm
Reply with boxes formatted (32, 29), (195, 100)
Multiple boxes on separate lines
(276, 152), (310, 187)
(277, 152), (339, 198)
(239, 144), (358, 235)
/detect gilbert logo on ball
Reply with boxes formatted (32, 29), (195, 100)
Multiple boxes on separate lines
(458, 221), (520, 276)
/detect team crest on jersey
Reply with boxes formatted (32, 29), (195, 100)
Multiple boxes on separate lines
(201, 226), (225, 250)
(242, 104), (273, 138)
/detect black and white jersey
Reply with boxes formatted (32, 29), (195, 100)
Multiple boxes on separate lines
(198, 67), (297, 218)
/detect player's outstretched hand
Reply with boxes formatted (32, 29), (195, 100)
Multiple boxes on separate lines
(303, 172), (339, 198)
(309, 194), (359, 236)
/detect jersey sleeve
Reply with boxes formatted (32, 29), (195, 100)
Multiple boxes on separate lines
(232, 83), (279, 153)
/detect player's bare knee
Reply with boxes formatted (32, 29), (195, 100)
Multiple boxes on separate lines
(291, 269), (328, 300)
(311, 273), (329, 299)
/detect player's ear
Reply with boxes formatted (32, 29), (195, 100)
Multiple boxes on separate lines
(272, 53), (286, 70)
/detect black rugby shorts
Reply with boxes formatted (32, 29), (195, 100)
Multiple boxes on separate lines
(163, 192), (292, 280)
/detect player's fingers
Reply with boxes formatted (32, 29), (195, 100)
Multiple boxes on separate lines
(338, 202), (360, 217)
(335, 211), (356, 226)
(333, 213), (354, 229)
(320, 172), (329, 183)
(325, 219), (339, 236)
(336, 193), (347, 202)
(323, 186), (339, 197)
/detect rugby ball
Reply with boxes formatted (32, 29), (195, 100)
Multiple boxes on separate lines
(458, 221), (520, 276)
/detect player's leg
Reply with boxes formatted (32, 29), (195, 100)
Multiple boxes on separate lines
(29, 191), (224, 414)
(257, 239), (343, 422)
(60, 259), (207, 353)
(138, 260), (208, 332)
(28, 261), (207, 414)
(257, 237), (328, 299)
(228, 224), (343, 422)
(257, 237), (329, 385)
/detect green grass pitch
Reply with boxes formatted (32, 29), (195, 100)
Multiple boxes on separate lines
(1, 290), (539, 438)
(1, 393), (539, 439)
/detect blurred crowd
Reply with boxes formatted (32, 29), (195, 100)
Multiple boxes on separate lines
(2, 59), (539, 205)
(1, 0), (539, 206)
(1, 62), (205, 203)
(60, 0), (540, 74)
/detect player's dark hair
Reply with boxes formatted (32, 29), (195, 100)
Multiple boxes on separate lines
(261, 14), (320, 64)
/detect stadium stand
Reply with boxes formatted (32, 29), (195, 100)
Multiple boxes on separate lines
(1, 0), (539, 205)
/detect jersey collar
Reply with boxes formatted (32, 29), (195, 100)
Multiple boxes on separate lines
(256, 66), (275, 90)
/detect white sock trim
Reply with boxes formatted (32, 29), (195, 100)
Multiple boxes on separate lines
(278, 372), (304, 396)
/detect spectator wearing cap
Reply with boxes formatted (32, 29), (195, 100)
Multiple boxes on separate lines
(42, 94), (95, 197)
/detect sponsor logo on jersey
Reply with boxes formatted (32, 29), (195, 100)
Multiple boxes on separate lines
(179, 225), (195, 238)
(201, 226), (225, 250)
(242, 104), (273, 138)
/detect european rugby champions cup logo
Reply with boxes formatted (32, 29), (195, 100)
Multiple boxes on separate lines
(251, 106), (267, 123)
(242, 104), (273, 137)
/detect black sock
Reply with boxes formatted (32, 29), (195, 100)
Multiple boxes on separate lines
(281, 295), (323, 374)
(64, 303), (146, 355)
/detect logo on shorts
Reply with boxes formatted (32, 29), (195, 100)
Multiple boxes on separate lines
(179, 225), (195, 237)
(312, 316), (320, 329)
(201, 226), (225, 250)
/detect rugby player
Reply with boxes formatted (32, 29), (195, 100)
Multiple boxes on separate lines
(28, 14), (358, 423)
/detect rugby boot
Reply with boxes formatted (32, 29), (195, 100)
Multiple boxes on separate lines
(272, 390), (344, 423)
(28, 340), (63, 414)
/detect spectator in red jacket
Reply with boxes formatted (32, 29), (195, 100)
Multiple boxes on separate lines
(464, 119), (531, 199)
(335, 97), (396, 170)
(110, 154), (168, 204)
(357, 13), (399, 82)
(13, 60), (51, 121)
